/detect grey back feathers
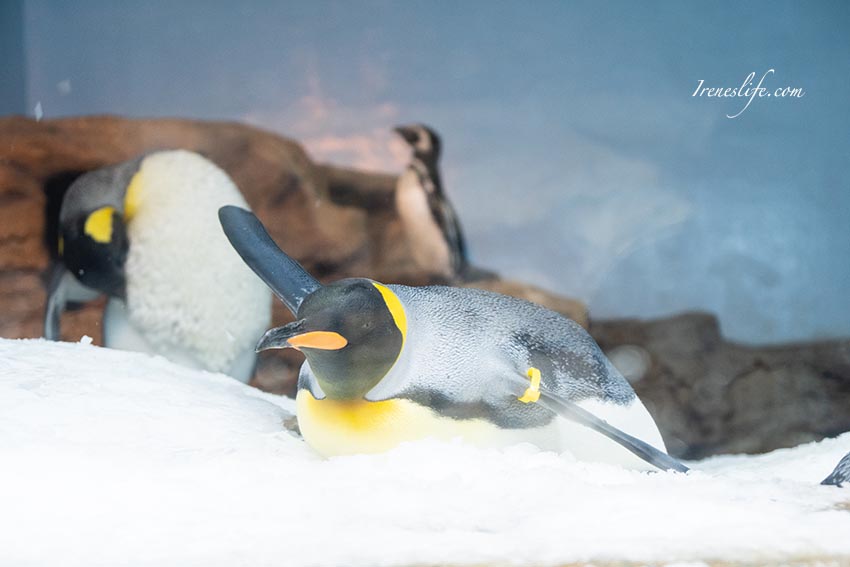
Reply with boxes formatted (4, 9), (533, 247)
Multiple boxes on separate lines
(218, 206), (321, 315)
(366, 284), (636, 427)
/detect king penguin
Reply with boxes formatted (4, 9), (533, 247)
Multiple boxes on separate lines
(394, 124), (469, 281)
(219, 206), (687, 472)
(44, 150), (271, 382)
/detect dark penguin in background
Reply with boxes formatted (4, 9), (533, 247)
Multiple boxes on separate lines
(394, 124), (470, 281)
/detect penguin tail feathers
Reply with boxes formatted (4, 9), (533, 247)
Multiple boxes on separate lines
(218, 206), (321, 315)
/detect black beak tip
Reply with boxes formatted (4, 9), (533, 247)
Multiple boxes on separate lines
(255, 342), (278, 354)
(255, 339), (277, 353)
(255, 320), (305, 353)
(255, 330), (274, 353)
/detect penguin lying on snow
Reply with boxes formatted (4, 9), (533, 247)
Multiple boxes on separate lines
(394, 124), (469, 281)
(219, 205), (687, 472)
(45, 150), (271, 382)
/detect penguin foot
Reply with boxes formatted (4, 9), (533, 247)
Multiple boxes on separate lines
(518, 367), (542, 404)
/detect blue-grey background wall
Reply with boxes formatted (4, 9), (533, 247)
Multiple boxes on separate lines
(8, 0), (850, 344)
(0, 0), (25, 115)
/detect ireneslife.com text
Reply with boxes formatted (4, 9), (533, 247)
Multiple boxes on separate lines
(692, 70), (805, 118)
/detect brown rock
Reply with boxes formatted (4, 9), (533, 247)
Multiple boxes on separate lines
(591, 312), (850, 459)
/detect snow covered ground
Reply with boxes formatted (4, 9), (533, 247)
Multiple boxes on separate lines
(1, 337), (849, 567)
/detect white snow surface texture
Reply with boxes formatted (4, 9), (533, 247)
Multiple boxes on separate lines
(1, 338), (849, 567)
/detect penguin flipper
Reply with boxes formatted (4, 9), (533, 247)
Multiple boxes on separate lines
(538, 389), (689, 473)
(821, 451), (850, 487)
(44, 264), (66, 340)
(516, 367), (688, 473)
(44, 262), (101, 340)
(218, 206), (321, 315)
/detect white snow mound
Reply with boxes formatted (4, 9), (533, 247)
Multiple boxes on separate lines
(1, 338), (849, 567)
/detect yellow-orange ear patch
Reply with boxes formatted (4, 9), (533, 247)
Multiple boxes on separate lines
(372, 283), (407, 343)
(84, 206), (116, 243)
(124, 171), (143, 221)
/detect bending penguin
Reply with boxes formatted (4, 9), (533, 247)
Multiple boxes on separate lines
(219, 205), (687, 472)
(45, 150), (271, 382)
(394, 124), (469, 281)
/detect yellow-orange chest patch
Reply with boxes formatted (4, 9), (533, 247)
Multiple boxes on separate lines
(295, 389), (502, 457)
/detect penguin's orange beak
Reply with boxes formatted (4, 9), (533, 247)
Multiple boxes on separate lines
(286, 331), (348, 351)
(256, 320), (348, 352)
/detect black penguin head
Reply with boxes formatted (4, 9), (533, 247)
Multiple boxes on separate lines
(44, 158), (145, 340)
(256, 278), (406, 400)
(394, 123), (441, 162)
(219, 207), (405, 400)
(59, 206), (129, 297)
(53, 159), (142, 298)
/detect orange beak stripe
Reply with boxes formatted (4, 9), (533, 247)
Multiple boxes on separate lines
(287, 331), (348, 351)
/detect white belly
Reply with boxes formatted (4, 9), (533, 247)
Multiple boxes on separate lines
(297, 389), (666, 470)
(120, 151), (270, 381)
(104, 297), (255, 384)
(104, 298), (157, 358)
(297, 389), (561, 457)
